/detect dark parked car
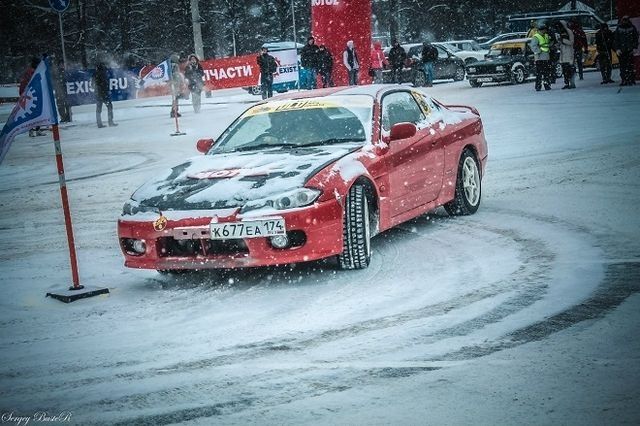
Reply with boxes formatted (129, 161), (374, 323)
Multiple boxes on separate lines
(382, 43), (466, 85)
(465, 39), (535, 87)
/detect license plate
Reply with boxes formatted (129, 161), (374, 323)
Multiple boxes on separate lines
(210, 218), (285, 239)
(478, 77), (493, 82)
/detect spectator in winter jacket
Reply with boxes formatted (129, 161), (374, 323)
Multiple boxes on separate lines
(256, 47), (277, 99)
(369, 41), (387, 84)
(421, 41), (438, 87)
(569, 19), (588, 80)
(92, 60), (117, 128)
(184, 54), (205, 113)
(317, 45), (334, 88)
(343, 40), (360, 86)
(300, 36), (319, 89)
(169, 54), (184, 118)
(51, 57), (71, 122)
(557, 21), (575, 89)
(595, 23), (615, 84)
(388, 40), (407, 84)
(614, 16), (639, 86)
(19, 57), (45, 137)
(530, 23), (552, 91)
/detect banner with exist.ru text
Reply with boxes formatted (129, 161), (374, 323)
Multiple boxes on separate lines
(64, 68), (137, 106)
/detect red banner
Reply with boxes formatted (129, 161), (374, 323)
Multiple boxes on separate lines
(202, 55), (259, 90)
(311, 0), (372, 86)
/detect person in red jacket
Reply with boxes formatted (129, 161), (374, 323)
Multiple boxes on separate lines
(369, 41), (387, 84)
(19, 57), (45, 137)
(569, 19), (589, 80)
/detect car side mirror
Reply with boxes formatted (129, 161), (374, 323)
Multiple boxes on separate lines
(196, 138), (215, 153)
(390, 122), (417, 142)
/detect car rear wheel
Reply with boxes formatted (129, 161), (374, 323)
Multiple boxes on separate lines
(453, 67), (465, 81)
(338, 185), (371, 270)
(469, 79), (482, 87)
(444, 149), (482, 216)
(413, 70), (426, 87)
(511, 66), (526, 84)
(250, 86), (261, 96)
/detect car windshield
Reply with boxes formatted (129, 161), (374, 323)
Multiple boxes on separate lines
(211, 95), (373, 154)
(487, 45), (523, 57)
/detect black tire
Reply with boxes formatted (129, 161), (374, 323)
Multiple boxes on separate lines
(444, 149), (482, 216)
(338, 185), (372, 270)
(250, 86), (261, 96)
(554, 63), (563, 78)
(469, 79), (482, 88)
(453, 67), (465, 81)
(413, 70), (427, 87)
(511, 66), (526, 84)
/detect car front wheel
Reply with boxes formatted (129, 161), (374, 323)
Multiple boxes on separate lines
(413, 70), (426, 87)
(444, 149), (482, 216)
(469, 79), (482, 87)
(511, 66), (526, 84)
(338, 185), (371, 269)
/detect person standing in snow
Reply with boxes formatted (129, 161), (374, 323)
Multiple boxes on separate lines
(92, 60), (117, 128)
(614, 16), (639, 86)
(19, 57), (45, 136)
(169, 54), (184, 118)
(569, 19), (588, 81)
(184, 54), (205, 113)
(388, 40), (407, 84)
(595, 22), (615, 84)
(300, 36), (320, 90)
(557, 21), (576, 89)
(421, 41), (438, 87)
(256, 47), (277, 99)
(343, 40), (360, 86)
(317, 45), (334, 88)
(530, 23), (552, 91)
(51, 56), (72, 123)
(369, 41), (387, 84)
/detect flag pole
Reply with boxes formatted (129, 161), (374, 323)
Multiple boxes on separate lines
(52, 124), (80, 288)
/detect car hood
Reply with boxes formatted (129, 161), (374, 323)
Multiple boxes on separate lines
(131, 144), (360, 211)
(468, 58), (515, 67)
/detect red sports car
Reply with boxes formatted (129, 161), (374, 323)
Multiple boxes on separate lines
(118, 86), (488, 271)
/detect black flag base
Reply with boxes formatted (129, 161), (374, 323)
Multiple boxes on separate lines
(170, 131), (187, 136)
(46, 285), (110, 303)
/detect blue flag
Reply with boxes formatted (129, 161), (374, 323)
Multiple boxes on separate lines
(0, 57), (59, 165)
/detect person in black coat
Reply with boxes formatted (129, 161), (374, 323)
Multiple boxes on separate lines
(317, 45), (334, 88)
(256, 47), (277, 99)
(421, 42), (438, 87)
(388, 40), (407, 84)
(51, 57), (72, 122)
(614, 16), (639, 86)
(184, 54), (205, 113)
(595, 23), (615, 84)
(300, 36), (319, 89)
(92, 61), (116, 128)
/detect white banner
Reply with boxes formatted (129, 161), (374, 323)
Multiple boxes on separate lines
(271, 49), (300, 85)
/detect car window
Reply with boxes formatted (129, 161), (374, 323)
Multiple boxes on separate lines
(462, 42), (473, 50)
(381, 91), (425, 131)
(436, 46), (448, 58)
(408, 46), (420, 58)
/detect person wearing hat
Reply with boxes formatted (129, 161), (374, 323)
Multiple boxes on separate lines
(530, 23), (552, 91)
(388, 39), (407, 84)
(256, 46), (277, 99)
(595, 22), (615, 84)
(343, 40), (360, 86)
(300, 36), (320, 89)
(421, 41), (438, 87)
(614, 16), (639, 86)
(527, 20), (538, 38)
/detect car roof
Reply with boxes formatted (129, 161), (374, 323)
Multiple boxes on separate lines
(260, 85), (423, 103)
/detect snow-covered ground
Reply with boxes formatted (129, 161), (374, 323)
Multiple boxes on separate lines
(0, 73), (639, 425)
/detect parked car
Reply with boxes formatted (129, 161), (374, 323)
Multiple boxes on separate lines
(118, 86), (488, 272)
(382, 43), (466, 85)
(466, 38), (536, 87)
(438, 40), (489, 65)
(478, 32), (527, 50)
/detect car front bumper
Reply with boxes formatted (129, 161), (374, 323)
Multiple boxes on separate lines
(467, 72), (510, 82)
(118, 198), (344, 270)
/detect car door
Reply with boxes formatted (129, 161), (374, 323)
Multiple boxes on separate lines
(434, 45), (455, 78)
(381, 91), (444, 217)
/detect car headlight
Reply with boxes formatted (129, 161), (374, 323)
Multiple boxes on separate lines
(467, 67), (476, 73)
(122, 199), (160, 216)
(240, 188), (322, 213)
(496, 65), (505, 71)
